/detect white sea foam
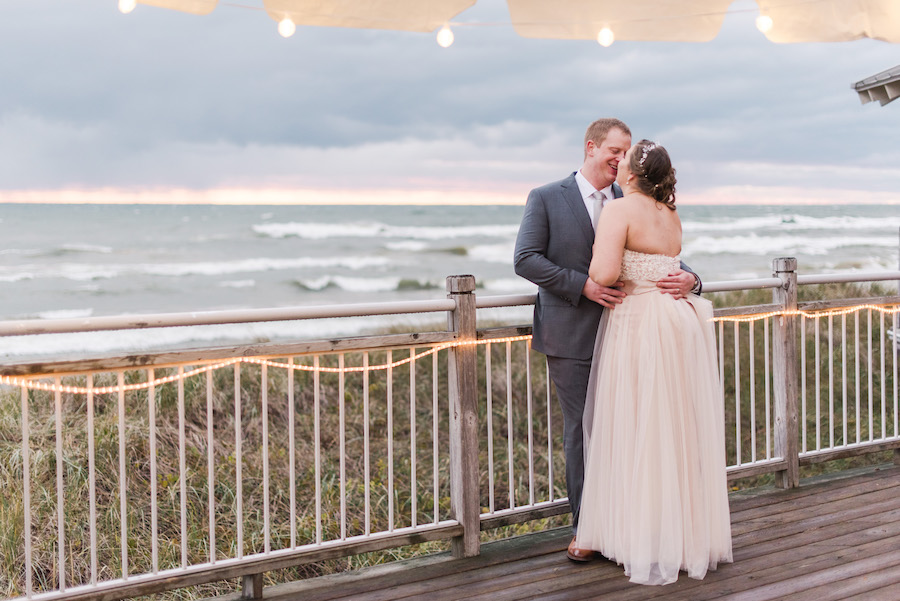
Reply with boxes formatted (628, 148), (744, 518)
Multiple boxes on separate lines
(34, 308), (94, 319)
(682, 234), (897, 256)
(59, 243), (113, 254)
(0, 272), (34, 282)
(296, 276), (439, 292)
(219, 279), (256, 288)
(468, 243), (515, 264)
(482, 278), (536, 293)
(0, 256), (392, 282)
(385, 241), (429, 252)
(253, 221), (519, 240)
(682, 214), (900, 234)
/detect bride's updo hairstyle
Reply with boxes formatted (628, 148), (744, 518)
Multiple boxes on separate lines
(629, 139), (677, 210)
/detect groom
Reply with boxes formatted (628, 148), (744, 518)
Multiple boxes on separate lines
(513, 118), (699, 562)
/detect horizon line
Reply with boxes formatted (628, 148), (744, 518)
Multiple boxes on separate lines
(0, 186), (898, 206)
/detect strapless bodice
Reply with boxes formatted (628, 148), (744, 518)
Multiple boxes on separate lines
(619, 248), (680, 281)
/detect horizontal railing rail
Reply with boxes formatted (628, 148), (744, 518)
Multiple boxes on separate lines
(1, 260), (898, 601)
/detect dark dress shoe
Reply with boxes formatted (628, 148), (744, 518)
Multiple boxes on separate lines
(566, 537), (597, 562)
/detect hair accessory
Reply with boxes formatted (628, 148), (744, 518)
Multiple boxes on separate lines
(639, 143), (657, 167)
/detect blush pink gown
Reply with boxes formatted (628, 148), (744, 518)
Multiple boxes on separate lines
(576, 249), (733, 585)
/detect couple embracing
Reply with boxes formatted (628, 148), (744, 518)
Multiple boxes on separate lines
(514, 118), (733, 586)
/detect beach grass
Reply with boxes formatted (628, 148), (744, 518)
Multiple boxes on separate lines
(1, 281), (897, 600)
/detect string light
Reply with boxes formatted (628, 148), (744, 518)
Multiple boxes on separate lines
(1, 335), (533, 394)
(118, 0), (137, 15)
(436, 24), (454, 48)
(111, 3), (812, 42)
(597, 27), (615, 47)
(756, 15), (774, 33)
(278, 17), (296, 38)
(6, 303), (897, 394)
(712, 303), (900, 324)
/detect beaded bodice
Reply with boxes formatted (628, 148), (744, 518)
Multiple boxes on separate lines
(619, 248), (680, 281)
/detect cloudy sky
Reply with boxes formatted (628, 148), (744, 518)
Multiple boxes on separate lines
(1, 0), (899, 204)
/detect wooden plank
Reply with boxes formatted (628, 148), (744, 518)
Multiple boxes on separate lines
(730, 469), (900, 523)
(424, 555), (627, 601)
(732, 513), (900, 564)
(555, 516), (900, 601)
(787, 564), (900, 601)
(338, 548), (582, 601)
(479, 501), (570, 530)
(728, 465), (900, 513)
(841, 581), (900, 601)
(0, 331), (457, 376)
(249, 528), (570, 601)
(797, 295), (900, 313)
(714, 303), (782, 318)
(446, 275), (481, 558)
(726, 460), (788, 482)
(625, 529), (900, 601)
(772, 257), (800, 488)
(722, 548), (900, 601)
(800, 439), (900, 465)
(50, 524), (463, 601)
(730, 483), (900, 540)
(460, 562), (628, 601)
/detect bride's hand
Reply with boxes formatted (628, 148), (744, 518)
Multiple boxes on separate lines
(583, 279), (626, 309)
(657, 269), (695, 299)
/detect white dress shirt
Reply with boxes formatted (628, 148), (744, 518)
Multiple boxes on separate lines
(575, 170), (613, 228)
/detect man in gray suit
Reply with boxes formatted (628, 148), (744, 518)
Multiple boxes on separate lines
(514, 118), (699, 562)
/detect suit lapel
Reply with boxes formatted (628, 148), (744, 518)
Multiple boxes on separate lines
(561, 173), (595, 245)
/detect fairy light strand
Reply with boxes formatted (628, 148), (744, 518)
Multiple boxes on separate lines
(712, 303), (900, 324)
(1, 335), (532, 394)
(4, 302), (897, 394)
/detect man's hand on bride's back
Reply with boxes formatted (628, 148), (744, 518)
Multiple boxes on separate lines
(582, 279), (626, 309)
(657, 269), (696, 300)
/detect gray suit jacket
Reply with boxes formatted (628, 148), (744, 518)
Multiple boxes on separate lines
(514, 172), (694, 360)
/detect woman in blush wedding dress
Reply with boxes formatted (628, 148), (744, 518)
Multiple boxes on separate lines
(574, 140), (733, 585)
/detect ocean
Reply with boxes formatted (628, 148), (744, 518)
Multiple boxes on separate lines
(1, 203), (898, 358)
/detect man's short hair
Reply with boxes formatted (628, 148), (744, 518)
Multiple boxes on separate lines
(584, 118), (631, 156)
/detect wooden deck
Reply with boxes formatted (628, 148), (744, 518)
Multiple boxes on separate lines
(243, 464), (900, 601)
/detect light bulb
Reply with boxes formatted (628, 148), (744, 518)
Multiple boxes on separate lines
(756, 15), (773, 33)
(597, 27), (614, 47)
(278, 17), (296, 38)
(118, 0), (137, 14)
(436, 25), (454, 48)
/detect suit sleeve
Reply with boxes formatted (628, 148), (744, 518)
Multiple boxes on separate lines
(514, 188), (589, 306)
(679, 260), (702, 294)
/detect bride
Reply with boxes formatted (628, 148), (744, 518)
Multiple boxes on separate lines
(574, 140), (733, 585)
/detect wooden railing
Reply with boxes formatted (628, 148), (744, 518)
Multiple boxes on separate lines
(1, 259), (899, 601)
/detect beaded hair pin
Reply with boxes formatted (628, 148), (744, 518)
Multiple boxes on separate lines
(639, 143), (657, 167)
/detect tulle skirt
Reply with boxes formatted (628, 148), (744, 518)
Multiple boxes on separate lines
(575, 281), (733, 585)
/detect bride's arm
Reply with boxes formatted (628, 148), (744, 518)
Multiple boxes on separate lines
(588, 202), (628, 286)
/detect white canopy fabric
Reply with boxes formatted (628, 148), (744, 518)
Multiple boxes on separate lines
(508, 0), (900, 43)
(261, 0), (476, 33)
(133, 0), (900, 43)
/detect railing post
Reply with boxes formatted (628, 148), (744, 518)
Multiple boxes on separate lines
(896, 227), (900, 467)
(446, 275), (481, 558)
(772, 257), (800, 488)
(241, 573), (263, 600)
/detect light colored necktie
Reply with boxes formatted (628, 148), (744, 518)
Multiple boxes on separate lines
(591, 190), (606, 230)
